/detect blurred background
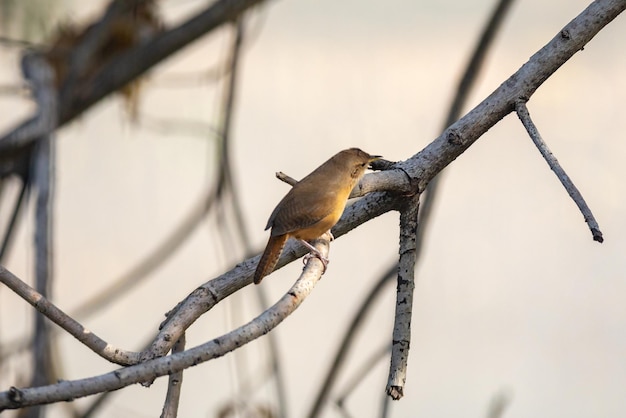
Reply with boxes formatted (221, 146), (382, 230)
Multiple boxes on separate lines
(0, 0), (625, 417)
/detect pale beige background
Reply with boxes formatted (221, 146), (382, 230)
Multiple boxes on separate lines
(1, 0), (625, 417)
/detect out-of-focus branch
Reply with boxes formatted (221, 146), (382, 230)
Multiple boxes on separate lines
(59, 0), (269, 126)
(486, 389), (513, 418)
(17, 52), (57, 418)
(0, 0), (273, 177)
(0, 52), (58, 160)
(0, 177), (29, 263)
(446, 0), (515, 125)
(58, 0), (151, 106)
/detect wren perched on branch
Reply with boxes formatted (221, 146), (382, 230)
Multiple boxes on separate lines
(254, 148), (381, 284)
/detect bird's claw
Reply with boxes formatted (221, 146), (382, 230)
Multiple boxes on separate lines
(303, 252), (329, 273)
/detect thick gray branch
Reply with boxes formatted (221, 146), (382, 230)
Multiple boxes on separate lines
(0, 0), (272, 176)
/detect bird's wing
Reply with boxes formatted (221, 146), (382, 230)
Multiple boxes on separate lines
(267, 186), (338, 236)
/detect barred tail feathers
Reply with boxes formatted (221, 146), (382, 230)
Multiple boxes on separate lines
(254, 234), (288, 284)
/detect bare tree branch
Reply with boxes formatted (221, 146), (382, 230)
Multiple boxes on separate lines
(386, 194), (419, 400)
(515, 101), (603, 242)
(160, 333), (186, 418)
(0, 266), (140, 366)
(0, 238), (331, 410)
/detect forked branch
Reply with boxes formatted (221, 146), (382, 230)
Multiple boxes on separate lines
(0, 239), (330, 410)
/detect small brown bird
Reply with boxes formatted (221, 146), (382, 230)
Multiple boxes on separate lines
(254, 148), (381, 284)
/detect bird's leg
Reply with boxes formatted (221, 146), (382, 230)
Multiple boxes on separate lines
(300, 239), (329, 273)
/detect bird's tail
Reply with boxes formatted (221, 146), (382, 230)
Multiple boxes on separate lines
(254, 234), (288, 284)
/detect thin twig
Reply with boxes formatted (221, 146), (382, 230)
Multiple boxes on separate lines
(276, 171), (297, 186)
(160, 333), (186, 418)
(515, 101), (603, 242)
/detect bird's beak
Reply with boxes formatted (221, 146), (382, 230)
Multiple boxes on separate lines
(368, 154), (382, 169)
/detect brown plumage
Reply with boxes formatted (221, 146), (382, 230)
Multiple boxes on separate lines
(254, 148), (381, 284)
